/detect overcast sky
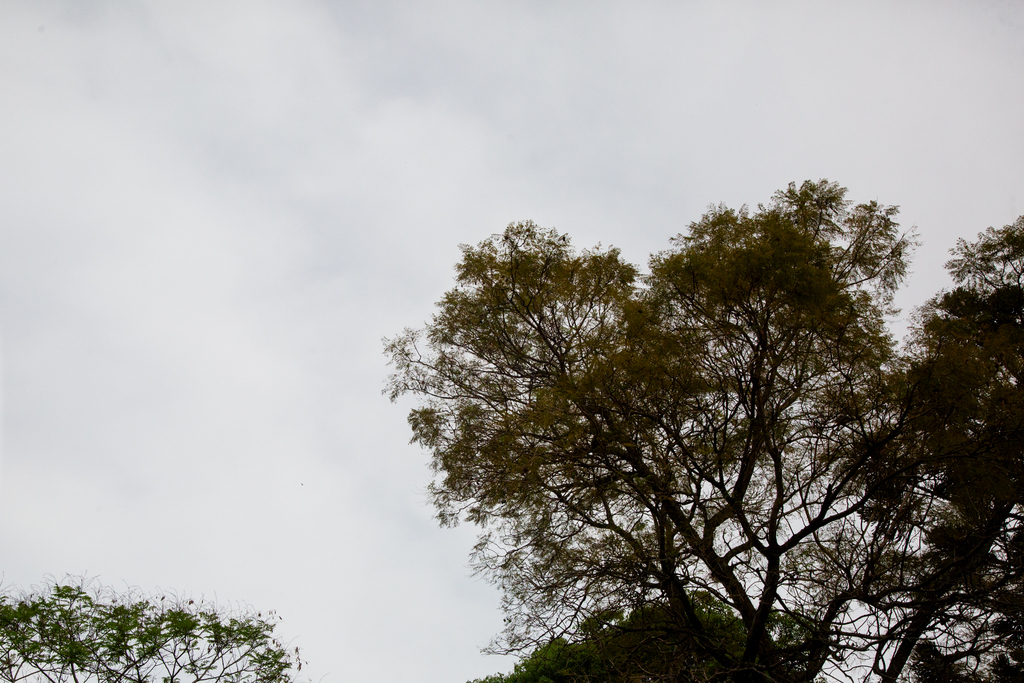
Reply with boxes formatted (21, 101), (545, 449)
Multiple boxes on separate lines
(0, 2), (1022, 682)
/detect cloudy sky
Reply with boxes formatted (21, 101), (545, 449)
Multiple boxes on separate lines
(0, 1), (1021, 681)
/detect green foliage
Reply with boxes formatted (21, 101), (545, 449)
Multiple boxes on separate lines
(468, 639), (606, 683)
(0, 578), (302, 683)
(468, 598), (821, 683)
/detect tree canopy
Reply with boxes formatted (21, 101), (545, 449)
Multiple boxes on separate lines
(0, 578), (302, 683)
(386, 181), (1024, 683)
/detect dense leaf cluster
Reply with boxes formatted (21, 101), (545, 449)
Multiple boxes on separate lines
(470, 597), (748, 683)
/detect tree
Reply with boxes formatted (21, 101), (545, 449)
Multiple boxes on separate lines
(0, 578), (303, 683)
(386, 180), (1024, 682)
(899, 216), (1024, 682)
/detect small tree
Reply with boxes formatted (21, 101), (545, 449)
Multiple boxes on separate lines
(0, 578), (302, 683)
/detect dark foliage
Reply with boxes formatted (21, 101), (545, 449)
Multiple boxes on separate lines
(388, 183), (1024, 682)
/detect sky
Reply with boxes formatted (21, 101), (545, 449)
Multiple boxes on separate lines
(0, 1), (1022, 682)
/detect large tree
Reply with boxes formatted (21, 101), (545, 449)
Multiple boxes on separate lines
(386, 181), (1024, 682)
